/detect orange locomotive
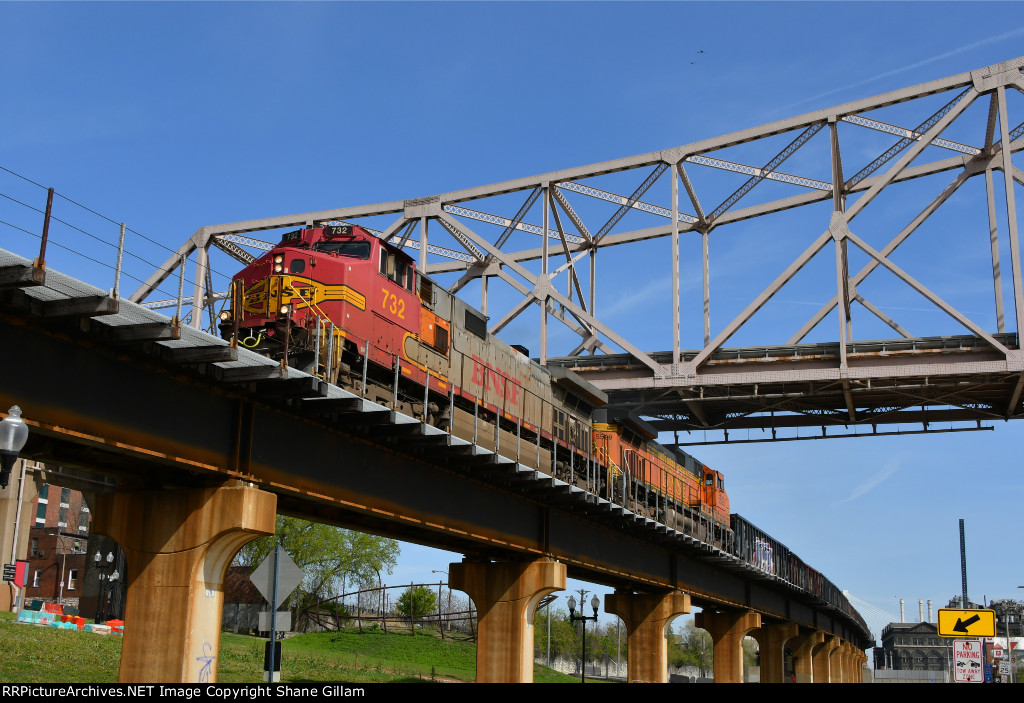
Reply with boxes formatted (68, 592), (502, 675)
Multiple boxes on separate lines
(218, 223), (734, 546)
(593, 407), (732, 550)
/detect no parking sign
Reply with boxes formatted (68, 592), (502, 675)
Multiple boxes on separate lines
(953, 639), (983, 683)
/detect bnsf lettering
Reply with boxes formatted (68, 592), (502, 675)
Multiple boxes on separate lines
(470, 355), (520, 403)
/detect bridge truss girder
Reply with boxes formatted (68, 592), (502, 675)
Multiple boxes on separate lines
(129, 57), (1024, 442)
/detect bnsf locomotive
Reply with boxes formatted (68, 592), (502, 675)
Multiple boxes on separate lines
(218, 223), (730, 541)
(217, 223), (866, 631)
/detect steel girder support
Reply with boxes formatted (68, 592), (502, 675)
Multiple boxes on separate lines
(790, 154), (989, 343)
(129, 227), (204, 304)
(435, 210), (663, 374)
(422, 143), (1022, 279)
(843, 227), (1010, 355)
(211, 236), (255, 266)
(684, 85), (981, 375)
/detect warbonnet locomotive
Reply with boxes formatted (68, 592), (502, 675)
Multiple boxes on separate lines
(217, 223), (865, 630)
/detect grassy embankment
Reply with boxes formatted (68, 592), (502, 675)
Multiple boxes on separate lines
(0, 612), (579, 683)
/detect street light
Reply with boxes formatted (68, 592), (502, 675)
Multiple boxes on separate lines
(47, 532), (71, 605)
(568, 593), (600, 683)
(0, 406), (30, 489)
(107, 569), (120, 621)
(94, 551), (114, 623)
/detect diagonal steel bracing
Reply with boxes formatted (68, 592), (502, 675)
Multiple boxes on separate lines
(133, 56), (1024, 441)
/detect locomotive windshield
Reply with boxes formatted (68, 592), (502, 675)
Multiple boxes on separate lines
(313, 240), (371, 259)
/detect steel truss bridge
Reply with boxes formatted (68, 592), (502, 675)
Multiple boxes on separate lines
(131, 56), (1024, 444)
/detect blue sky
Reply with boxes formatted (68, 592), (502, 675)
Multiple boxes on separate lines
(3, 2), (1024, 647)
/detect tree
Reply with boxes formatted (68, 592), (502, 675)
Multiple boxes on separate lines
(396, 585), (438, 620)
(677, 619), (713, 675)
(235, 516), (399, 626)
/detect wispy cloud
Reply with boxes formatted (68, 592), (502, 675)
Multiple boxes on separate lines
(839, 458), (900, 504)
(773, 26), (1024, 115)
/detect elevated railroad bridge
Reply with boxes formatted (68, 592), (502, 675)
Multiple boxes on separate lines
(0, 250), (868, 683)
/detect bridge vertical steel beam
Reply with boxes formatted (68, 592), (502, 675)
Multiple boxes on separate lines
(540, 185), (549, 366)
(750, 622), (799, 683)
(996, 86), (1024, 336)
(671, 163), (680, 372)
(789, 628), (824, 683)
(190, 230), (212, 331)
(92, 481), (276, 683)
(449, 558), (566, 683)
(984, 167), (1006, 333)
(811, 634), (840, 683)
(419, 216), (428, 271)
(695, 609), (761, 683)
(605, 590), (690, 683)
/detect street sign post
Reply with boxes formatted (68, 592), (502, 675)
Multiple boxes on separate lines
(937, 608), (997, 638)
(953, 639), (984, 683)
(251, 546), (303, 683)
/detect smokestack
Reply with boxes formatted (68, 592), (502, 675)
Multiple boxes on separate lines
(927, 600), (933, 622)
(900, 599), (905, 623)
(919, 600), (924, 622)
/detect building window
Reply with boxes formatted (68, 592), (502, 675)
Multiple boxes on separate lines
(30, 538), (37, 557)
(32, 570), (40, 588)
(67, 569), (77, 591)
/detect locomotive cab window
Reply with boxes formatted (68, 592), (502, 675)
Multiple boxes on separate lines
(705, 474), (714, 486)
(315, 240), (370, 259)
(290, 259), (305, 274)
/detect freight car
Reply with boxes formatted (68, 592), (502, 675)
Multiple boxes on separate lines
(215, 223), (867, 631)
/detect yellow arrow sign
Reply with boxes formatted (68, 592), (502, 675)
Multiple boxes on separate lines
(937, 608), (996, 638)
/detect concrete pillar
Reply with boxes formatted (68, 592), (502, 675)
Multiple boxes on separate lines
(93, 481), (276, 683)
(842, 644), (863, 683)
(750, 622), (798, 683)
(789, 628), (824, 683)
(829, 639), (847, 682)
(811, 635), (840, 682)
(449, 558), (566, 683)
(695, 609), (761, 683)
(605, 590), (691, 682)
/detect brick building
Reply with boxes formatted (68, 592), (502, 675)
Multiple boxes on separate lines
(23, 483), (92, 607)
(0, 460), (124, 617)
(874, 621), (950, 671)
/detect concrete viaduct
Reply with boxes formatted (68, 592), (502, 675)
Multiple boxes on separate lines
(1, 250), (869, 682)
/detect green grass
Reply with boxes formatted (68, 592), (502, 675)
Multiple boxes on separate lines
(0, 613), (583, 683)
(0, 611), (122, 683)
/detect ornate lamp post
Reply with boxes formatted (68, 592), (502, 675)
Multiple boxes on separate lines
(47, 532), (70, 605)
(93, 551), (114, 623)
(568, 593), (600, 683)
(0, 406), (29, 489)
(107, 569), (120, 620)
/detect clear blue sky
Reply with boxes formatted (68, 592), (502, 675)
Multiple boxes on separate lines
(3, 2), (1023, 646)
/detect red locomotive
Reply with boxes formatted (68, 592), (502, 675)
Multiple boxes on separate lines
(219, 223), (729, 541)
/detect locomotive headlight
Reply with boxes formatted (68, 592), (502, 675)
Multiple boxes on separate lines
(273, 254), (284, 264)
(279, 304), (290, 315)
(219, 310), (232, 322)
(274, 263), (284, 273)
